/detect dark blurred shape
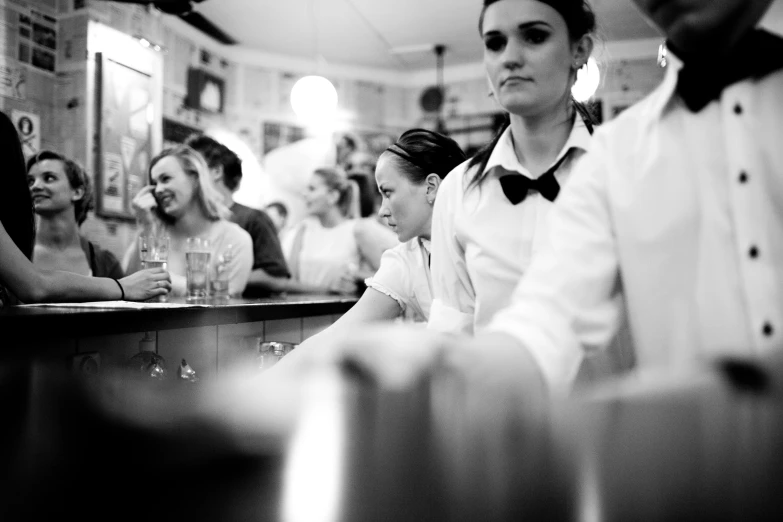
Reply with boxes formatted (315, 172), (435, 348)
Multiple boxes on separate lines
(347, 172), (378, 219)
(0, 362), (283, 522)
(718, 357), (770, 395)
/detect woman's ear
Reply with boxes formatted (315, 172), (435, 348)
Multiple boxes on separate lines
(71, 186), (85, 203)
(210, 165), (224, 185)
(571, 34), (594, 71)
(425, 173), (441, 205)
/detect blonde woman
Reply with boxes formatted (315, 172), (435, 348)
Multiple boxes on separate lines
(123, 145), (253, 297)
(282, 167), (397, 295)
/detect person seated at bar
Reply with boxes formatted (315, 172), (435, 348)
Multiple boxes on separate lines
(281, 167), (397, 295)
(264, 201), (288, 234)
(27, 151), (123, 279)
(185, 134), (292, 297)
(277, 130), (466, 367)
(306, 0), (783, 395)
(0, 111), (170, 305)
(123, 145), (253, 298)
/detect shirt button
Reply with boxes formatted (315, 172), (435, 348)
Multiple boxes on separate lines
(763, 322), (774, 337)
(738, 171), (748, 183)
(749, 246), (759, 259)
(734, 103), (743, 115)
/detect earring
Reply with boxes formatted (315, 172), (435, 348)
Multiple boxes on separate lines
(427, 198), (434, 205)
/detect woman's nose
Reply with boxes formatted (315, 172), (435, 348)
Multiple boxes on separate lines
(501, 38), (524, 68)
(378, 200), (391, 218)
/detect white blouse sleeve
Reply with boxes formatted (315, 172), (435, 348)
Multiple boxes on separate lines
(364, 243), (412, 315)
(427, 165), (476, 334)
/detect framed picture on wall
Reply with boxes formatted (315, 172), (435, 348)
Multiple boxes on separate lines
(94, 52), (153, 220)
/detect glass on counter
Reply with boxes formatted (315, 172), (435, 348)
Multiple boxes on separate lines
(185, 237), (211, 302)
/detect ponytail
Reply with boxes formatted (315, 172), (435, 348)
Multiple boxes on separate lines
(465, 114), (510, 191)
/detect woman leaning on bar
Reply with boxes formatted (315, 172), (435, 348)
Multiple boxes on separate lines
(0, 111), (171, 306)
(276, 129), (466, 369)
(123, 145), (253, 298)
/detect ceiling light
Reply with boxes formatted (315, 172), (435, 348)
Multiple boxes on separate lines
(571, 57), (600, 102)
(290, 75), (338, 124)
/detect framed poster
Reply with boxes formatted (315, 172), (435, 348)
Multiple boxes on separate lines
(94, 53), (153, 220)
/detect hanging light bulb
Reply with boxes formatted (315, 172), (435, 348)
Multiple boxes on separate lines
(291, 75), (338, 124)
(571, 57), (600, 102)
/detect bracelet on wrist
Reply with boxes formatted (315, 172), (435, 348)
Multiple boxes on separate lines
(112, 278), (125, 300)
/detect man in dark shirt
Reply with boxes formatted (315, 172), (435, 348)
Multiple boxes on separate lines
(186, 134), (291, 296)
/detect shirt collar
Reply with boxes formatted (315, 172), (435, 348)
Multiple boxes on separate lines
(419, 237), (431, 255)
(484, 116), (591, 179)
(656, 0), (783, 116)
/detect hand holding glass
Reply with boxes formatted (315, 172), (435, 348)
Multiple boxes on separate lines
(139, 235), (170, 302)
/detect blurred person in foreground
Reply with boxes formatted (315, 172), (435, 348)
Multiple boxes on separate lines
(0, 111), (170, 305)
(186, 134), (292, 297)
(124, 145), (253, 297)
(299, 0), (783, 396)
(27, 150), (123, 279)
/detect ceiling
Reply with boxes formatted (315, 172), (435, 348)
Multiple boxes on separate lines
(195, 0), (661, 71)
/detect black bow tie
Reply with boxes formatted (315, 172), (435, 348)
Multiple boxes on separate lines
(492, 151), (572, 205)
(675, 29), (783, 113)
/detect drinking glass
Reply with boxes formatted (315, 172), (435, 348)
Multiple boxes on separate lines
(139, 235), (170, 302)
(185, 237), (211, 302)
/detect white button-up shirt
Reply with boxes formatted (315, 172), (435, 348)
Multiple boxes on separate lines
(428, 117), (592, 334)
(488, 1), (783, 392)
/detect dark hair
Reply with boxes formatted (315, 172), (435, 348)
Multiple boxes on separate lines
(470, 0), (598, 188)
(185, 134), (243, 191)
(313, 167), (357, 218)
(27, 150), (94, 226)
(348, 172), (379, 218)
(382, 128), (467, 184)
(265, 201), (288, 219)
(0, 111), (35, 259)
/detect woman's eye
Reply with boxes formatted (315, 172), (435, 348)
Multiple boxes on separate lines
(484, 36), (505, 52)
(525, 29), (549, 45)
(27, 177), (35, 187)
(45, 175), (55, 182)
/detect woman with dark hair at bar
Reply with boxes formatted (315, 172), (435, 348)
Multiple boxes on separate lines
(0, 111), (171, 305)
(27, 150), (123, 279)
(277, 129), (466, 367)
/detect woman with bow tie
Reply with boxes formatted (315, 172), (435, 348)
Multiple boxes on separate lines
(428, 0), (598, 336)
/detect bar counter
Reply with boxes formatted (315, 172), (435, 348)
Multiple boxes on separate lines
(0, 294), (358, 373)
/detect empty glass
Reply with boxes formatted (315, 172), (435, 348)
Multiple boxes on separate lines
(185, 237), (211, 302)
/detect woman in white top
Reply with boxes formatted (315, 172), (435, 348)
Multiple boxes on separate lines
(282, 167), (397, 295)
(427, 0), (598, 335)
(124, 145), (253, 297)
(275, 129), (466, 369)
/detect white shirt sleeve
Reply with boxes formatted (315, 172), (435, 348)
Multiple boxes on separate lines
(488, 137), (625, 392)
(364, 243), (411, 314)
(427, 166), (476, 334)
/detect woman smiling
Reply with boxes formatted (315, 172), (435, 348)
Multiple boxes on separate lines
(123, 145), (253, 298)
